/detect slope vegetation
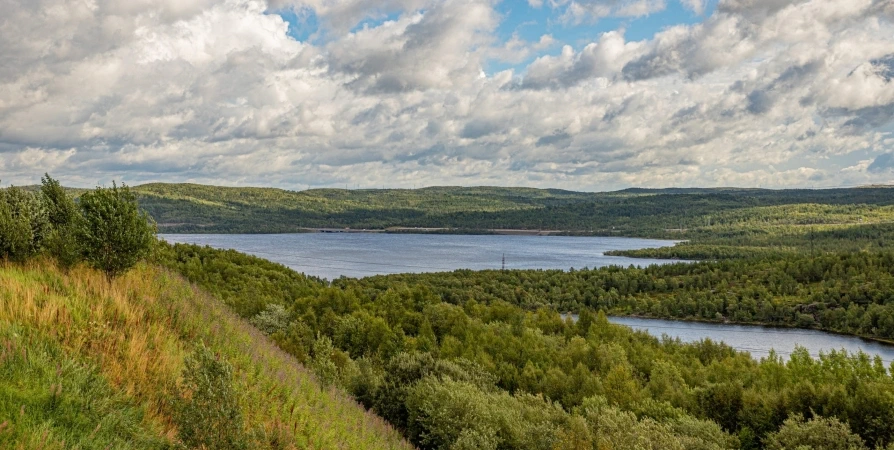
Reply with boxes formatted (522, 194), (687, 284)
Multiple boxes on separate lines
(0, 260), (411, 450)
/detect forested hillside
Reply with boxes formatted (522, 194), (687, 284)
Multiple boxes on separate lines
(123, 183), (894, 238)
(159, 242), (894, 450)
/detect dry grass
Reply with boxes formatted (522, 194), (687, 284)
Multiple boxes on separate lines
(0, 259), (413, 449)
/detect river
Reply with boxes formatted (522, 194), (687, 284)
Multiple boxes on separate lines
(159, 233), (683, 280)
(608, 316), (894, 366)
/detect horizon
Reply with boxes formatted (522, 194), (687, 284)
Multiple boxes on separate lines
(6, 178), (893, 193)
(2, 0), (893, 190)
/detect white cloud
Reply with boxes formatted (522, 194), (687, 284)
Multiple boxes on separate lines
(680, 0), (705, 14)
(0, 0), (892, 190)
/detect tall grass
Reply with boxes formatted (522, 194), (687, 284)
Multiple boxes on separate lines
(0, 259), (412, 449)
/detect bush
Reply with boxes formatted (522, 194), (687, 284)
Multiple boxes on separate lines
(173, 345), (248, 450)
(40, 174), (82, 268)
(250, 304), (291, 336)
(765, 414), (867, 450)
(77, 182), (155, 278)
(0, 185), (48, 261)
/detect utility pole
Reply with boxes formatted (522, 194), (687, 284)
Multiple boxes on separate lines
(502, 253), (506, 272)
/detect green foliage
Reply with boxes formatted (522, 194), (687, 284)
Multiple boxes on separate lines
(77, 182), (156, 278)
(40, 174), (78, 228)
(310, 335), (339, 388)
(156, 242), (324, 317)
(159, 243), (894, 449)
(40, 174), (83, 268)
(765, 414), (867, 450)
(173, 344), (248, 450)
(250, 303), (291, 335)
(0, 185), (48, 261)
(129, 183), (894, 240)
(348, 251), (894, 340)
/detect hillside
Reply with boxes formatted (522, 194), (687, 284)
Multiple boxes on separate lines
(0, 260), (411, 450)
(126, 184), (894, 242)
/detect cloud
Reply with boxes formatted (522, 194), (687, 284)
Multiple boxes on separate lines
(680, 0), (706, 15)
(325, 0), (497, 93)
(522, 31), (643, 88)
(0, 0), (893, 191)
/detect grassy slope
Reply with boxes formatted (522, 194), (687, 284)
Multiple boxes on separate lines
(0, 260), (411, 450)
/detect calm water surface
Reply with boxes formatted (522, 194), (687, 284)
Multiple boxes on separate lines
(160, 233), (682, 280)
(608, 316), (894, 366)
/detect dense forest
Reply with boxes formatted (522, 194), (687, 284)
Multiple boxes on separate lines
(122, 183), (894, 236)
(343, 252), (894, 340)
(159, 242), (894, 450)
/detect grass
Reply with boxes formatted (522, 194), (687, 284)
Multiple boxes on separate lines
(0, 259), (413, 449)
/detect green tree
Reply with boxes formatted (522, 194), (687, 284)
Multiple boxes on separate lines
(40, 174), (77, 227)
(765, 414), (867, 450)
(78, 182), (155, 278)
(0, 184), (48, 261)
(40, 174), (82, 268)
(173, 344), (248, 450)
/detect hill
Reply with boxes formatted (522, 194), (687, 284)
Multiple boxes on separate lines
(125, 184), (894, 240)
(0, 260), (411, 449)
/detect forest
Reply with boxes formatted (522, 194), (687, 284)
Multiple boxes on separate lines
(122, 183), (894, 236)
(159, 242), (894, 450)
(4, 177), (894, 449)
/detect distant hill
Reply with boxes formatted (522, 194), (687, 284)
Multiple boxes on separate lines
(123, 183), (894, 236)
(0, 261), (411, 449)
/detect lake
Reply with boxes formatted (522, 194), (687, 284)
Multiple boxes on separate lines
(608, 316), (894, 367)
(159, 233), (683, 280)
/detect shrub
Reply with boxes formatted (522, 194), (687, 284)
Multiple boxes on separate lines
(40, 174), (83, 268)
(0, 185), (48, 261)
(765, 414), (867, 450)
(173, 344), (248, 450)
(250, 303), (291, 336)
(77, 182), (155, 278)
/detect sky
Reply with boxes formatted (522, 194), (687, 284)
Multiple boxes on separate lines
(1, 0), (893, 191)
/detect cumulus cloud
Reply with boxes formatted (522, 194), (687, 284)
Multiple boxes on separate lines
(326, 0), (497, 93)
(0, 0), (893, 190)
(522, 31), (644, 89)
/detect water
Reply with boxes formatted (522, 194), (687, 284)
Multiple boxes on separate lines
(607, 316), (894, 366)
(159, 233), (682, 280)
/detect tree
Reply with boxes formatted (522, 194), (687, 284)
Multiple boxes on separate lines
(40, 174), (77, 228)
(40, 174), (82, 268)
(77, 182), (155, 278)
(765, 414), (867, 450)
(0, 184), (48, 261)
(173, 344), (248, 450)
